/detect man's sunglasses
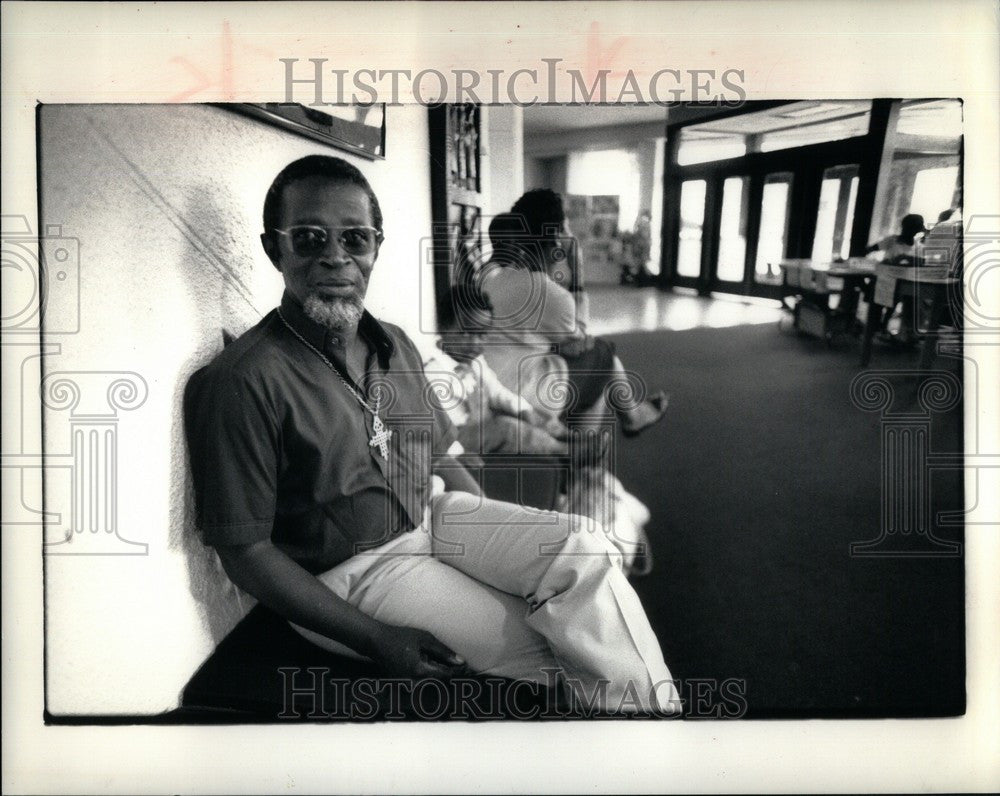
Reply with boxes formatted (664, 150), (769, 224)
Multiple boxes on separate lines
(273, 225), (383, 256)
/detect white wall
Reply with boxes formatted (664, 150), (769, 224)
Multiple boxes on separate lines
(483, 105), (524, 217)
(524, 124), (666, 285)
(523, 155), (550, 194)
(524, 119), (667, 159)
(39, 104), (434, 715)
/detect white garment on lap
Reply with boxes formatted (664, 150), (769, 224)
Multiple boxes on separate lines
(291, 491), (679, 713)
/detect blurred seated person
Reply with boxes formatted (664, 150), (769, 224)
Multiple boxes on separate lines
(425, 283), (567, 457)
(620, 210), (655, 286)
(428, 283), (656, 576)
(865, 213), (929, 343)
(480, 193), (668, 438)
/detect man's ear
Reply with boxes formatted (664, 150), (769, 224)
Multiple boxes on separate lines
(261, 231), (281, 271)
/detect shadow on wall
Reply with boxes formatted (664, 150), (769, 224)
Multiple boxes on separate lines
(167, 184), (266, 647)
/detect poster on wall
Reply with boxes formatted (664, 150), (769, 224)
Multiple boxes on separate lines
(225, 102), (387, 158)
(565, 192), (622, 285)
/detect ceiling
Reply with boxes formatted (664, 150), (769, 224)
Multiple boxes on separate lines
(688, 100), (872, 137)
(522, 104), (668, 135)
(521, 101), (873, 138)
(521, 99), (962, 146)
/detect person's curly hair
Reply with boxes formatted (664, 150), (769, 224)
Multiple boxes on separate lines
(510, 188), (566, 239)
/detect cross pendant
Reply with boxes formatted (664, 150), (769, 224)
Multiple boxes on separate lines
(369, 414), (392, 459)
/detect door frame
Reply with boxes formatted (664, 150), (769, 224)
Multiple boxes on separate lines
(658, 100), (896, 299)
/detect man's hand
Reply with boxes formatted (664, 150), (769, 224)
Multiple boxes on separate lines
(369, 625), (472, 679)
(434, 453), (483, 497)
(557, 338), (585, 358)
(542, 416), (570, 441)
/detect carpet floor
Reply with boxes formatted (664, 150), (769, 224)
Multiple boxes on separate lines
(608, 323), (965, 718)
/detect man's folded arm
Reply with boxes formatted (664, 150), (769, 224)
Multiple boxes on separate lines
(185, 368), (466, 678)
(215, 539), (469, 678)
(216, 539), (385, 658)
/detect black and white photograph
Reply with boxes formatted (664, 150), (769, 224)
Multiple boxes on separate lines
(3, 2), (998, 793)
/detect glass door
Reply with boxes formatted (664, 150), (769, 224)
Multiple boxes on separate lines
(675, 179), (707, 281)
(811, 164), (860, 262)
(753, 172), (795, 287)
(715, 176), (751, 286)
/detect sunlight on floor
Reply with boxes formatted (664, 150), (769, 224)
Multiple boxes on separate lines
(586, 286), (784, 335)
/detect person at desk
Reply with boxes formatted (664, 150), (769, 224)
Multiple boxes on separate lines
(866, 213), (927, 265)
(865, 213), (929, 344)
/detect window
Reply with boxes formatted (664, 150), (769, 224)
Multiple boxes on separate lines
(675, 101), (872, 164)
(566, 148), (641, 232)
(647, 138), (666, 275)
(872, 99), (962, 242)
(758, 107), (871, 153)
(896, 99), (963, 139)
(910, 166), (960, 224)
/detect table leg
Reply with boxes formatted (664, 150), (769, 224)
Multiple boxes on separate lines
(861, 299), (882, 367)
(919, 286), (948, 370)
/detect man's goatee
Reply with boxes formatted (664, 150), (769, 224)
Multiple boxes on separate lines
(303, 293), (364, 330)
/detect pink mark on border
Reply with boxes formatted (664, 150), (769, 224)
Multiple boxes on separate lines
(167, 20), (236, 102)
(585, 21), (633, 82)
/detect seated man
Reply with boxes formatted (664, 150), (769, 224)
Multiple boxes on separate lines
(183, 155), (680, 714)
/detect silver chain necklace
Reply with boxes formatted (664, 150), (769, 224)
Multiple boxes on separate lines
(276, 308), (393, 460)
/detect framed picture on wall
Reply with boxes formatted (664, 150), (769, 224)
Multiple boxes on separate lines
(221, 103), (386, 159)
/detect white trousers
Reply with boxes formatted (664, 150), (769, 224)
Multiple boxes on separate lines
(292, 491), (680, 713)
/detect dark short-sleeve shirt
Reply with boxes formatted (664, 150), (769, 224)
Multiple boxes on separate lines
(184, 292), (457, 574)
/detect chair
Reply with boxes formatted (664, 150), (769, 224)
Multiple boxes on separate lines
(181, 604), (557, 720)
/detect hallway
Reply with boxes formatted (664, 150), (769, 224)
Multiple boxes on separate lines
(586, 285), (784, 336)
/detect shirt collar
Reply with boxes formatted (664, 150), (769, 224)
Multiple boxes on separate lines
(278, 291), (396, 366)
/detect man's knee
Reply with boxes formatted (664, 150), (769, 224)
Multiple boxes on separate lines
(549, 513), (624, 570)
(430, 489), (480, 524)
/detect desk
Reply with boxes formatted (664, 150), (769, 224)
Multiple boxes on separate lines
(824, 260), (877, 322)
(779, 259), (875, 339)
(779, 258), (875, 292)
(860, 265), (960, 368)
